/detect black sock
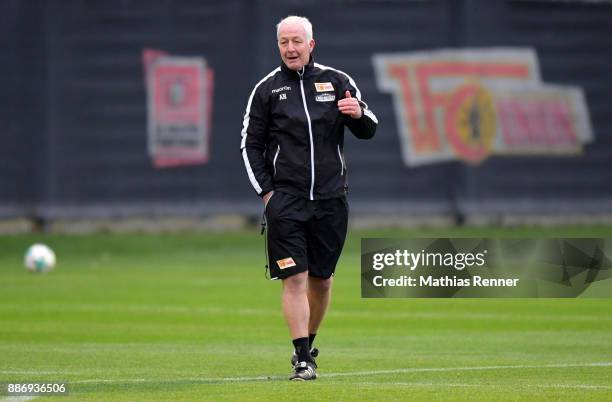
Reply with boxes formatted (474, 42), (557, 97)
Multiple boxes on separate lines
(292, 337), (312, 363)
(309, 333), (317, 349)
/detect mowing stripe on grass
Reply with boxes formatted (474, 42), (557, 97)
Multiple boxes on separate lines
(0, 371), (82, 375)
(357, 382), (612, 390)
(2, 303), (611, 322)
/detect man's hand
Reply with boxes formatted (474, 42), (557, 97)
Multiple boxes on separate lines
(263, 191), (274, 207)
(337, 90), (362, 119)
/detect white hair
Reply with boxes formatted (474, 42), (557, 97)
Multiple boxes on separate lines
(276, 15), (313, 42)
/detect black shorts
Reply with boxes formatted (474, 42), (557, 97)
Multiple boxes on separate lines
(264, 191), (349, 280)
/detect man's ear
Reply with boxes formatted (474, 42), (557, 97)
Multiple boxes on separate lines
(309, 39), (316, 53)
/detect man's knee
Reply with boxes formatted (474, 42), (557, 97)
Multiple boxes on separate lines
(282, 271), (308, 294)
(308, 276), (333, 295)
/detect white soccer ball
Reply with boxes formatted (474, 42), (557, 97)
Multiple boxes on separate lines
(24, 243), (56, 273)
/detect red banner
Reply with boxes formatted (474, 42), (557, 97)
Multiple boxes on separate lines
(143, 49), (214, 168)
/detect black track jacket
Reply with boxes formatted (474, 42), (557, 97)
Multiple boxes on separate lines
(241, 57), (377, 200)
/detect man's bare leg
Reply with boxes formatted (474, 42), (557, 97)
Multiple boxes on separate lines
(282, 270), (309, 339)
(307, 276), (333, 347)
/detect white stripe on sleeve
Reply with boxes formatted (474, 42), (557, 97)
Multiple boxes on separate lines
(240, 67), (280, 193)
(242, 148), (262, 194)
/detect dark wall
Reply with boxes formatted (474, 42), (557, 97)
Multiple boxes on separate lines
(0, 0), (47, 217)
(2, 0), (612, 220)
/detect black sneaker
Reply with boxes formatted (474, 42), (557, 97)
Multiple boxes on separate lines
(289, 361), (317, 381)
(291, 347), (319, 366)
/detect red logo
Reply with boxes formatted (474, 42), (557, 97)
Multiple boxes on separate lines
(143, 49), (214, 168)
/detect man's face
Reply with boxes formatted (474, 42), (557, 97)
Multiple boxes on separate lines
(277, 21), (315, 71)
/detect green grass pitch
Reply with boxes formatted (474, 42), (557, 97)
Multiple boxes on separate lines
(1, 226), (611, 401)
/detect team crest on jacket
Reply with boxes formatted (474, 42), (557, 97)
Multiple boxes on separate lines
(315, 82), (334, 92)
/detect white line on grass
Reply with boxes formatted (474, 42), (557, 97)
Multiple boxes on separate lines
(322, 362), (612, 378)
(66, 361), (612, 385)
(543, 384), (612, 390)
(4, 362), (610, 385)
(0, 396), (39, 402)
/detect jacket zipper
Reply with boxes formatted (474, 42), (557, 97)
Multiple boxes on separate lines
(273, 145), (280, 176)
(298, 68), (315, 200)
(337, 145), (345, 176)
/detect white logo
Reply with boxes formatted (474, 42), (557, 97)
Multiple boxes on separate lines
(279, 93), (287, 101)
(272, 86), (291, 93)
(315, 93), (335, 102)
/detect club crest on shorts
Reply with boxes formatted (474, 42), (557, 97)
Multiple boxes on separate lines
(277, 257), (297, 269)
(315, 82), (334, 92)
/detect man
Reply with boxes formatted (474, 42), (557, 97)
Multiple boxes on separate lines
(240, 15), (377, 381)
